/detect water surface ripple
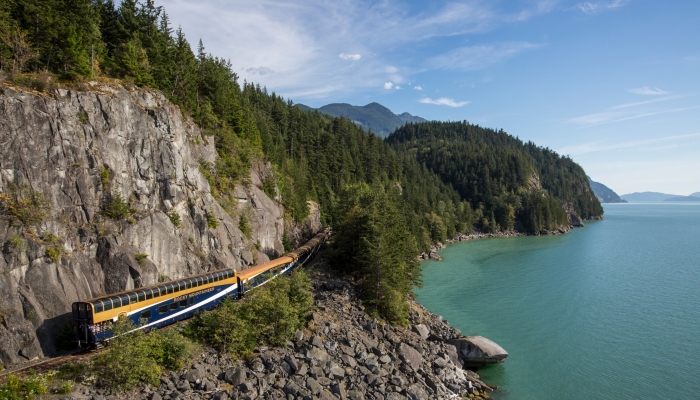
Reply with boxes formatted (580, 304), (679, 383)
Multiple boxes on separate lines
(415, 203), (700, 399)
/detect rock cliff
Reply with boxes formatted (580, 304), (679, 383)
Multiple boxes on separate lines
(0, 81), (311, 366)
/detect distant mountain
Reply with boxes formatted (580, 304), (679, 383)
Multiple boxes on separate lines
(691, 192), (700, 198)
(587, 177), (626, 203)
(620, 192), (679, 202)
(664, 195), (700, 202)
(297, 102), (426, 137)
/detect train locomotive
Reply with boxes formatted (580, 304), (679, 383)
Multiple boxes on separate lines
(72, 227), (331, 346)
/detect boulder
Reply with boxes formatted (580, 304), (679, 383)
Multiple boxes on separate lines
(449, 336), (508, 367)
(398, 343), (423, 370)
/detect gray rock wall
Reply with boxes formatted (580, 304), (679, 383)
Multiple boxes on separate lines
(0, 82), (292, 365)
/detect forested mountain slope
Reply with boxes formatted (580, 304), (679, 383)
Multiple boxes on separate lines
(387, 122), (603, 233)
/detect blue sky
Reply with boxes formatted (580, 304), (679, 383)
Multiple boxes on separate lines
(165, 0), (700, 195)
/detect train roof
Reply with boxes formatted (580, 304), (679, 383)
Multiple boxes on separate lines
(76, 267), (236, 305)
(236, 256), (294, 280)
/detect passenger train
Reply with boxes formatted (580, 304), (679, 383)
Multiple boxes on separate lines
(72, 227), (331, 346)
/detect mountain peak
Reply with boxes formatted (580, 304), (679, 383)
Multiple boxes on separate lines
(297, 102), (426, 137)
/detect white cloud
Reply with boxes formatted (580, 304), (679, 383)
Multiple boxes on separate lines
(568, 105), (700, 128)
(413, 85), (423, 91)
(428, 42), (542, 71)
(558, 132), (700, 155)
(164, 0), (558, 100)
(245, 66), (274, 76)
(419, 97), (469, 107)
(577, 0), (628, 14)
(394, 86), (401, 90)
(384, 82), (394, 90)
(339, 53), (361, 61)
(629, 87), (670, 96)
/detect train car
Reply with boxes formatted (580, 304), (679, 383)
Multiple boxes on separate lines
(72, 227), (331, 346)
(72, 268), (238, 346)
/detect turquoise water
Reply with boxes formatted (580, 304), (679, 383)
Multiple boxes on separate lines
(415, 203), (700, 399)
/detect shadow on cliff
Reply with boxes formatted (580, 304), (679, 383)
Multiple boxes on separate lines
(36, 312), (74, 357)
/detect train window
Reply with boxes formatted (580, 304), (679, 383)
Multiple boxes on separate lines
(213, 274), (219, 282)
(189, 297), (195, 305)
(112, 297), (121, 308)
(180, 281), (187, 290)
(179, 299), (188, 307)
(94, 302), (103, 313)
(120, 294), (130, 306)
(141, 310), (151, 319)
(145, 289), (153, 300)
(137, 292), (145, 302)
(197, 277), (203, 286)
(170, 302), (178, 311)
(185, 280), (191, 289)
(164, 284), (172, 294)
(202, 276), (209, 285)
(129, 293), (137, 303)
(173, 283), (180, 293)
(103, 299), (113, 311)
(158, 305), (168, 314)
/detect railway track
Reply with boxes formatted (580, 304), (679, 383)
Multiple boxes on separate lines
(0, 348), (102, 382)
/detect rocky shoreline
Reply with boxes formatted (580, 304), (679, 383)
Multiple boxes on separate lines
(421, 213), (605, 261)
(51, 264), (496, 400)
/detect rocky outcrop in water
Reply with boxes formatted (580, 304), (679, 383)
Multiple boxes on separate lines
(0, 82), (307, 366)
(450, 336), (508, 368)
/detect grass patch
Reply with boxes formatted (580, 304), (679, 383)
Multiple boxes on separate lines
(77, 109), (89, 125)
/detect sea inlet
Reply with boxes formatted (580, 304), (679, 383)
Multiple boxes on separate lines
(416, 202), (700, 399)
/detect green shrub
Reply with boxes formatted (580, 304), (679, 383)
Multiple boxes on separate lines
(100, 167), (110, 189)
(0, 183), (51, 226)
(77, 109), (89, 124)
(0, 372), (48, 399)
(134, 253), (148, 267)
(8, 235), (25, 252)
(104, 192), (132, 220)
(261, 175), (276, 199)
(56, 381), (73, 394)
(206, 210), (219, 229)
(42, 233), (65, 264)
(168, 211), (182, 228)
(239, 214), (251, 239)
(282, 233), (292, 253)
(184, 269), (314, 357)
(91, 318), (195, 389)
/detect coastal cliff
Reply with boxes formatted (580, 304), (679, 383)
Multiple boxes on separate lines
(0, 82), (318, 365)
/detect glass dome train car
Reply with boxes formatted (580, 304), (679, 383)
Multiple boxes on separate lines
(72, 227), (331, 346)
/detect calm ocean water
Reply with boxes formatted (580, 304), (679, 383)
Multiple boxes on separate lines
(415, 203), (700, 399)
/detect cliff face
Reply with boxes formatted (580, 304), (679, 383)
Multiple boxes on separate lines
(0, 82), (305, 365)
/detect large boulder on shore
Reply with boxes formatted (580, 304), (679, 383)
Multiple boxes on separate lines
(450, 336), (508, 367)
